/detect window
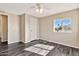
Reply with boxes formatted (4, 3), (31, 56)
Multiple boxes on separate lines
(53, 18), (72, 33)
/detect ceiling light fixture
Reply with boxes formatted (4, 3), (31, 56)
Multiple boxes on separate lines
(35, 4), (44, 13)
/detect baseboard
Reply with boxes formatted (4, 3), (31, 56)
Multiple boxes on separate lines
(39, 39), (79, 49)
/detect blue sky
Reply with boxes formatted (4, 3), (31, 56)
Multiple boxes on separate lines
(54, 18), (71, 28)
(54, 19), (61, 28)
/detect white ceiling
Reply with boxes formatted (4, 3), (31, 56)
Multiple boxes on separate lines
(0, 3), (79, 17)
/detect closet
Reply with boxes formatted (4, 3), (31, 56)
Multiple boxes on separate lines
(19, 14), (39, 43)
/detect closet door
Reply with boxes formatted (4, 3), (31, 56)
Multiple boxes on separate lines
(29, 17), (38, 42)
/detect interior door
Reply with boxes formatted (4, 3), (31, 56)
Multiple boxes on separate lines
(29, 17), (38, 42)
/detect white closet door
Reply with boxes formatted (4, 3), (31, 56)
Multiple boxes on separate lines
(29, 17), (38, 42)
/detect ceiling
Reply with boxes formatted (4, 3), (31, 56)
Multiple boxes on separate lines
(0, 3), (79, 17)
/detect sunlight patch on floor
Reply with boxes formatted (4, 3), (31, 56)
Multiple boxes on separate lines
(24, 44), (54, 56)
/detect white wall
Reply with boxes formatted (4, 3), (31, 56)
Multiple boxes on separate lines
(19, 14), (25, 43)
(39, 9), (79, 49)
(8, 14), (20, 44)
(25, 15), (30, 43)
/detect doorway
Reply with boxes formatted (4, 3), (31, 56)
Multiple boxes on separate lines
(0, 15), (8, 44)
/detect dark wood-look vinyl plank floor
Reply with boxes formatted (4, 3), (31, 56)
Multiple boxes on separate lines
(0, 39), (79, 56)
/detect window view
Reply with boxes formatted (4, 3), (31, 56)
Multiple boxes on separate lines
(54, 19), (62, 32)
(54, 18), (72, 32)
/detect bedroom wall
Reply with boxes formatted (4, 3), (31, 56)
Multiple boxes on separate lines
(39, 9), (79, 49)
(8, 13), (20, 44)
(19, 14), (25, 43)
